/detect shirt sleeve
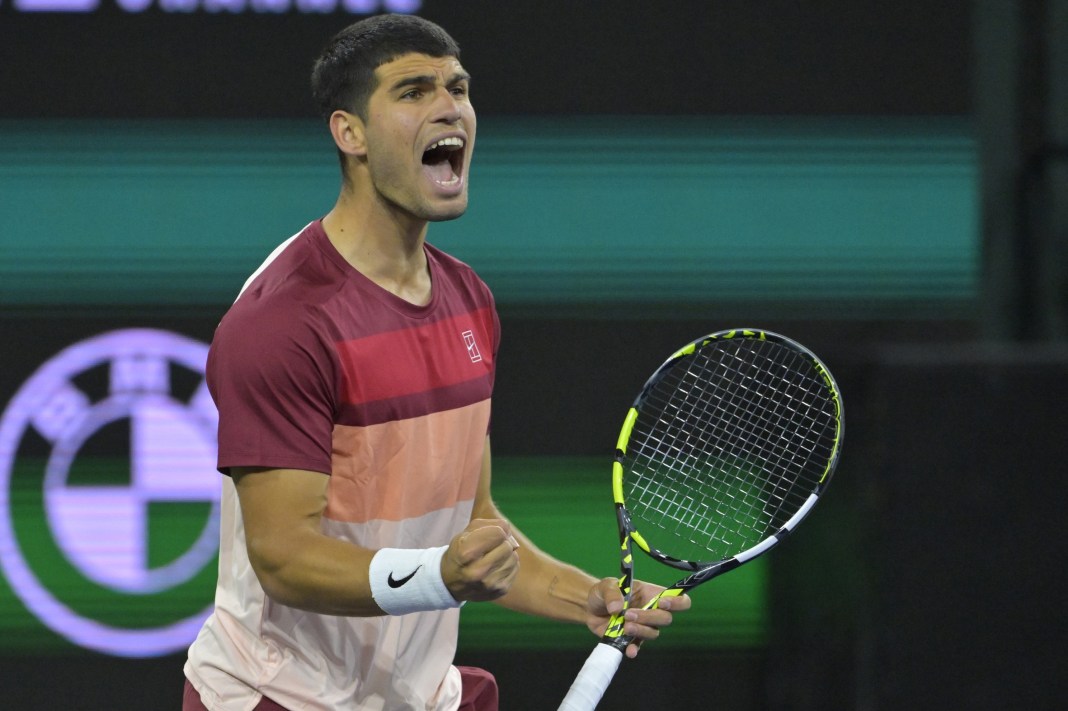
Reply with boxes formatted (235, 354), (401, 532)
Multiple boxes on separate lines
(206, 306), (337, 476)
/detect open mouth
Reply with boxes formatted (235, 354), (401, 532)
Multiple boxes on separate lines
(421, 136), (465, 189)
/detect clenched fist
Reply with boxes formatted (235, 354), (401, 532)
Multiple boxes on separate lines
(440, 519), (521, 602)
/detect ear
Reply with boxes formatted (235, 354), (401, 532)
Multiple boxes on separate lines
(328, 110), (368, 159)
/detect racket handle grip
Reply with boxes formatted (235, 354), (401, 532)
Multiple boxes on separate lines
(558, 643), (624, 711)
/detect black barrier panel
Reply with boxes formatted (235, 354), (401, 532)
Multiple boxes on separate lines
(847, 347), (1064, 710)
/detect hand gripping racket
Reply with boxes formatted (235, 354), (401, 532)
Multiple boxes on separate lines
(558, 329), (844, 710)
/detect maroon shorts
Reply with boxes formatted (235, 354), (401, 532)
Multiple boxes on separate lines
(183, 667), (498, 711)
(182, 680), (289, 711)
(456, 666), (499, 711)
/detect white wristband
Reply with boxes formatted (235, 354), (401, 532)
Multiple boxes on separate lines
(368, 546), (463, 616)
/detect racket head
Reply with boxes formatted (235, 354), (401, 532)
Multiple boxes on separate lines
(614, 328), (843, 574)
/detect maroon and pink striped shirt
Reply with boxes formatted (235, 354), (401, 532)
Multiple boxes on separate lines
(185, 220), (498, 710)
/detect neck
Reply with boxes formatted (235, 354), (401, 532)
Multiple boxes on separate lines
(321, 193), (432, 306)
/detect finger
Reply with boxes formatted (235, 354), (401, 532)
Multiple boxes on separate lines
(456, 524), (512, 562)
(480, 538), (520, 571)
(464, 537), (520, 582)
(656, 593), (692, 612)
(620, 617), (662, 645)
(473, 546), (521, 599)
(626, 606), (675, 629)
(466, 518), (514, 539)
(446, 547), (520, 602)
(618, 606), (677, 645)
(489, 551), (521, 589)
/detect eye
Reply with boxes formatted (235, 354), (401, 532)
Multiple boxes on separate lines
(400, 88), (423, 100)
(450, 84), (469, 98)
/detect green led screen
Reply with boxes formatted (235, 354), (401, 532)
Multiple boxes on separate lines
(0, 448), (764, 654)
(458, 458), (766, 650)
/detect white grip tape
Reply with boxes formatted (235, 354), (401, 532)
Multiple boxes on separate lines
(368, 546), (463, 616)
(558, 643), (624, 710)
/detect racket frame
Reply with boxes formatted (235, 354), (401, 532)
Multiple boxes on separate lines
(600, 328), (843, 651)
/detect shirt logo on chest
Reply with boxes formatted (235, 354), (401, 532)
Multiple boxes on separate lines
(461, 330), (482, 363)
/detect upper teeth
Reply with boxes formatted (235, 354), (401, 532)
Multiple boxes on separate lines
(426, 137), (464, 151)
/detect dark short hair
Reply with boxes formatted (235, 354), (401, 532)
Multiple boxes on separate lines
(311, 14), (462, 122)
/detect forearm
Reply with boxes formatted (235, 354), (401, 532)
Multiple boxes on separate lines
(241, 468), (513, 616)
(247, 525), (382, 616)
(471, 441), (597, 623)
(492, 525), (598, 624)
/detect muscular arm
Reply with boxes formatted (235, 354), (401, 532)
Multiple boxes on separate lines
(472, 439), (691, 656)
(232, 466), (380, 616)
(469, 440), (597, 623)
(484, 509), (597, 624)
(233, 465), (521, 616)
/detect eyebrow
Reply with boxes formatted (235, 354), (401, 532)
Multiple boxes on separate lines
(389, 71), (472, 92)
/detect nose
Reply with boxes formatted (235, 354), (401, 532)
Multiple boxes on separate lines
(431, 87), (463, 124)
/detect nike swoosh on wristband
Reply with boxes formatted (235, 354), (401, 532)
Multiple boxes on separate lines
(387, 566), (422, 588)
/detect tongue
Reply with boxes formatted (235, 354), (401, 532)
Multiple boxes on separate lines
(424, 159), (456, 185)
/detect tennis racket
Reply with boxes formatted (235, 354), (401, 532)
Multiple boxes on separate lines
(558, 328), (844, 710)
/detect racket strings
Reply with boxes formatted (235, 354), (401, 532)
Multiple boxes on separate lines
(623, 338), (838, 563)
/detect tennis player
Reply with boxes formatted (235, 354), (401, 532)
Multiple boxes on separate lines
(182, 14), (689, 711)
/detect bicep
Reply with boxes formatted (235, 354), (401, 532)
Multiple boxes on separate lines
(232, 467), (329, 574)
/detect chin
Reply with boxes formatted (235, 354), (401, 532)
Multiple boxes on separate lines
(430, 209), (467, 223)
(424, 199), (469, 223)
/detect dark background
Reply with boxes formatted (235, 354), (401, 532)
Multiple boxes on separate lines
(0, 1), (972, 118)
(3, 1), (1067, 709)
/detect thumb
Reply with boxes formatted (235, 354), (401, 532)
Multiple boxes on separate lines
(594, 577), (625, 615)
